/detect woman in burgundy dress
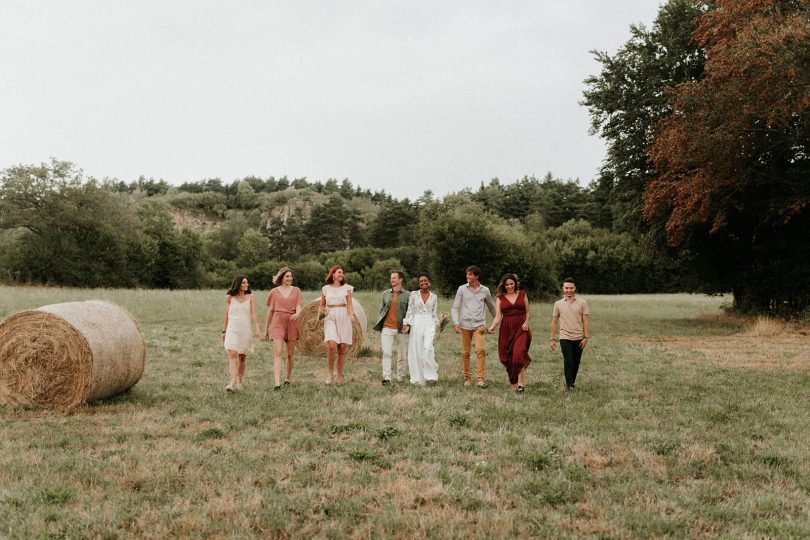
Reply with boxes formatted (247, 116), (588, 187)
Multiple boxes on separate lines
(488, 273), (532, 392)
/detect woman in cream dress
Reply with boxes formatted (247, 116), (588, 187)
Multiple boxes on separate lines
(317, 265), (355, 384)
(402, 273), (439, 386)
(221, 275), (261, 392)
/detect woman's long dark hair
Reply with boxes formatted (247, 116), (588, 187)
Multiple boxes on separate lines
(496, 273), (520, 296)
(227, 275), (252, 296)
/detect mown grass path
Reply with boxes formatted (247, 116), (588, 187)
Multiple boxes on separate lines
(1, 287), (809, 538)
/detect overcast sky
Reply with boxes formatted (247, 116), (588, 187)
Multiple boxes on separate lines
(0, 1), (661, 199)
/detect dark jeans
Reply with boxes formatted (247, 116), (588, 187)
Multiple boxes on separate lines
(560, 339), (584, 388)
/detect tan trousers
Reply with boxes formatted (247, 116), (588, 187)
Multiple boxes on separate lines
(460, 328), (486, 382)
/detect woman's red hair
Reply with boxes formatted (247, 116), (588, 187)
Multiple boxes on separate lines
(325, 265), (346, 285)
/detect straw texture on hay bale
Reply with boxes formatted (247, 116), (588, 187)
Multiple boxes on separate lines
(0, 300), (146, 409)
(297, 298), (367, 357)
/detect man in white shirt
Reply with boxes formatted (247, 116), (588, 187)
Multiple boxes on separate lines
(452, 266), (496, 388)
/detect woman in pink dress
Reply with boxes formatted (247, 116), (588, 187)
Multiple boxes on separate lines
(264, 267), (303, 390)
(317, 265), (355, 384)
(488, 273), (532, 393)
(221, 275), (261, 392)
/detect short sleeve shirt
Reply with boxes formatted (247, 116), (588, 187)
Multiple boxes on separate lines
(552, 297), (589, 340)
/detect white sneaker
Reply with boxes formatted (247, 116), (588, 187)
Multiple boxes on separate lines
(225, 383), (235, 392)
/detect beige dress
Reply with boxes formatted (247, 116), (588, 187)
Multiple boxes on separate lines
(322, 284), (353, 345)
(224, 295), (254, 354)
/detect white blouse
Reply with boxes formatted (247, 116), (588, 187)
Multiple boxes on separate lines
(322, 284), (353, 306)
(403, 290), (438, 326)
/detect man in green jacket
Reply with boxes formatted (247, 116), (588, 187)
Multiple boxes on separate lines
(373, 271), (411, 384)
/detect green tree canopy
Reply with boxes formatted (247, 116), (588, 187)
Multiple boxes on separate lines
(582, 0), (706, 230)
(0, 160), (138, 286)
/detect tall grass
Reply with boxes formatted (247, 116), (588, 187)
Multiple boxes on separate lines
(1, 287), (809, 538)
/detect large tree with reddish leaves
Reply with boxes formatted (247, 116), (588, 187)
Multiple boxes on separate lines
(644, 0), (810, 314)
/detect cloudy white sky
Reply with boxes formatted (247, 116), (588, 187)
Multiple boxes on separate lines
(0, 1), (661, 199)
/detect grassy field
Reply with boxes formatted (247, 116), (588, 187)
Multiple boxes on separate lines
(1, 287), (809, 538)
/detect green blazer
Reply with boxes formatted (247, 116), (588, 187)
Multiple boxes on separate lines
(373, 288), (411, 332)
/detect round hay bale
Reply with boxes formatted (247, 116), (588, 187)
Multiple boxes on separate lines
(297, 298), (367, 357)
(0, 300), (146, 409)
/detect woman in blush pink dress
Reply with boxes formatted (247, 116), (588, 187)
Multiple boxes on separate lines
(317, 265), (355, 384)
(264, 267), (302, 390)
(221, 275), (262, 392)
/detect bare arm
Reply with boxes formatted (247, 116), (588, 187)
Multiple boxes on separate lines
(522, 293), (531, 331)
(264, 308), (273, 339)
(264, 292), (273, 338)
(221, 295), (231, 342)
(488, 298), (502, 333)
(346, 289), (355, 318)
(291, 289), (302, 320)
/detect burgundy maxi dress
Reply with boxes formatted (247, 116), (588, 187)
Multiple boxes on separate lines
(497, 290), (533, 384)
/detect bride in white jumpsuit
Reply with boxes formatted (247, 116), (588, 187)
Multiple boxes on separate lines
(402, 273), (439, 386)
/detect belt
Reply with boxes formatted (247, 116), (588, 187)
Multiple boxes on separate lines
(326, 304), (347, 308)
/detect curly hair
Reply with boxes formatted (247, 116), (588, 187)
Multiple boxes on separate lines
(496, 273), (520, 296)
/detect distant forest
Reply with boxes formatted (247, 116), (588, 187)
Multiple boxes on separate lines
(0, 161), (684, 298)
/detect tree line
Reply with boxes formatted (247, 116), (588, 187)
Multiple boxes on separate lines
(1, 0), (807, 315)
(0, 160), (684, 297)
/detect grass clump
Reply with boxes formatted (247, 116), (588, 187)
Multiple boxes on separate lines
(196, 427), (226, 440)
(525, 448), (560, 471)
(376, 426), (400, 441)
(39, 487), (73, 505)
(745, 316), (786, 337)
(328, 422), (366, 436)
(448, 413), (470, 428)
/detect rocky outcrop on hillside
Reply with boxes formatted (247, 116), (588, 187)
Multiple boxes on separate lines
(167, 188), (335, 232)
(265, 197), (317, 222)
(170, 209), (220, 232)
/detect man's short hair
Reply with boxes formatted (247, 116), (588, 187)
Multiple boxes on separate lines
(563, 277), (576, 286)
(391, 270), (405, 280)
(465, 266), (481, 277)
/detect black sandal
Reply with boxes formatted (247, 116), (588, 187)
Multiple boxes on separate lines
(516, 386), (525, 393)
